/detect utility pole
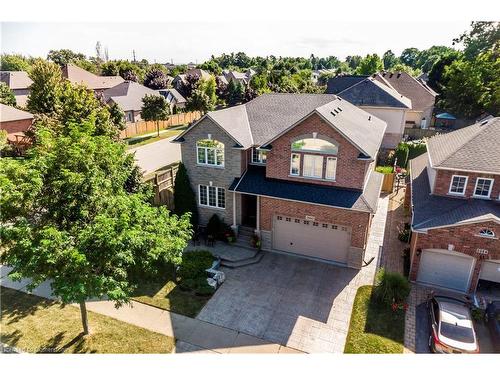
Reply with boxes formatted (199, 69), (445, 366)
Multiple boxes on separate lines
(132, 50), (136, 63)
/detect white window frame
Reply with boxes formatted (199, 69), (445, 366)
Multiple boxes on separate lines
(448, 175), (468, 196)
(196, 142), (224, 167)
(478, 229), (495, 238)
(325, 157), (337, 181)
(251, 148), (267, 164)
(473, 177), (494, 199)
(290, 153), (300, 176)
(198, 185), (225, 209)
(302, 154), (323, 179)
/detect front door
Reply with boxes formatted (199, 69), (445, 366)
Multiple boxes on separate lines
(241, 194), (257, 227)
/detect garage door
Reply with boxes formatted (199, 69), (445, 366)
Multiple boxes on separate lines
(480, 260), (500, 283)
(272, 215), (351, 264)
(417, 249), (475, 292)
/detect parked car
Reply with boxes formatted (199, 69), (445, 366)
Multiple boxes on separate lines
(485, 301), (500, 352)
(428, 295), (479, 353)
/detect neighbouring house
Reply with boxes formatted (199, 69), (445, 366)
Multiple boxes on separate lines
(173, 93), (387, 269)
(326, 75), (411, 149)
(311, 69), (337, 84)
(103, 81), (161, 123)
(62, 63), (124, 92)
(373, 71), (437, 129)
(407, 117), (500, 293)
(159, 88), (187, 112)
(172, 68), (212, 91)
(0, 103), (34, 151)
(0, 71), (33, 108)
(222, 69), (256, 86)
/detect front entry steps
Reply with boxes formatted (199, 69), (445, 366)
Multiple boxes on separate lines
(235, 225), (255, 248)
(220, 249), (265, 268)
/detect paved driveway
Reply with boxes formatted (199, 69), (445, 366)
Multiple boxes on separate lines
(128, 136), (181, 175)
(197, 195), (389, 353)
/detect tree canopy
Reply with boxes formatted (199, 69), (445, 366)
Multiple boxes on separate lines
(0, 82), (16, 106)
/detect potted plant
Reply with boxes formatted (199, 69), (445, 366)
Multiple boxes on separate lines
(224, 228), (236, 243)
(250, 234), (261, 249)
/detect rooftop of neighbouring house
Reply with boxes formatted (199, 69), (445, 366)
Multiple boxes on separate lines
(62, 64), (124, 91)
(103, 80), (161, 112)
(0, 71), (33, 90)
(0, 103), (34, 123)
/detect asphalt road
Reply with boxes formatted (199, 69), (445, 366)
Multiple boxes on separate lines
(128, 136), (181, 175)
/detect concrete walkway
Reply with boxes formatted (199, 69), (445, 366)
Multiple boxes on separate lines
(0, 265), (301, 354)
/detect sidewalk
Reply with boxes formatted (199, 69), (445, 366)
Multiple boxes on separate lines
(0, 265), (301, 354)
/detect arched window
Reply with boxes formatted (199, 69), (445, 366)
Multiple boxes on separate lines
(291, 138), (338, 154)
(479, 229), (495, 238)
(197, 139), (224, 166)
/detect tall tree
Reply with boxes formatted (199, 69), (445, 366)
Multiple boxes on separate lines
(454, 21), (500, 60)
(186, 89), (212, 113)
(27, 59), (63, 115)
(0, 120), (192, 335)
(0, 82), (16, 106)
(382, 50), (399, 70)
(0, 54), (32, 72)
(141, 94), (170, 137)
(355, 54), (384, 75)
(173, 162), (198, 227)
(144, 68), (170, 89)
(399, 48), (421, 68)
(226, 80), (245, 106)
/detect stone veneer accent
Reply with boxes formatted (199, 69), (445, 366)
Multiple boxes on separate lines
(409, 221), (500, 292)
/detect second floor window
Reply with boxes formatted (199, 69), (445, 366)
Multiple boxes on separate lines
(199, 185), (225, 209)
(197, 139), (224, 167)
(449, 175), (468, 195)
(303, 154), (323, 178)
(290, 153), (300, 175)
(474, 178), (493, 198)
(252, 148), (267, 164)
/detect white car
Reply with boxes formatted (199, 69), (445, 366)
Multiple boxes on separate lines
(428, 295), (479, 354)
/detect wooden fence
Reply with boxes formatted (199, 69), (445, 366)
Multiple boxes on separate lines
(381, 173), (395, 193)
(119, 111), (202, 139)
(144, 163), (179, 208)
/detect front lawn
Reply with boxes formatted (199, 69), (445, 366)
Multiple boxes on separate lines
(126, 125), (187, 149)
(344, 285), (405, 353)
(0, 287), (175, 353)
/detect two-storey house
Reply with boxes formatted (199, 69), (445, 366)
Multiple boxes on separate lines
(173, 94), (386, 269)
(408, 117), (500, 293)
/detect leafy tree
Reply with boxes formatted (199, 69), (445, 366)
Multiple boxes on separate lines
(355, 54), (383, 75)
(122, 70), (139, 82)
(427, 50), (463, 91)
(0, 82), (16, 106)
(187, 89), (212, 113)
(382, 50), (399, 70)
(0, 120), (192, 335)
(107, 102), (126, 131)
(387, 63), (421, 77)
(345, 55), (362, 70)
(198, 76), (217, 109)
(27, 59), (63, 115)
(143, 68), (170, 89)
(454, 21), (500, 60)
(0, 54), (32, 72)
(141, 94), (170, 137)
(215, 76), (228, 101)
(101, 60), (145, 82)
(47, 49), (87, 66)
(173, 162), (198, 227)
(180, 73), (200, 99)
(399, 48), (421, 68)
(226, 80), (245, 106)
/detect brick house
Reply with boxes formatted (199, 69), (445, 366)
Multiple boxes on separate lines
(408, 117), (500, 293)
(0, 103), (33, 141)
(173, 94), (386, 269)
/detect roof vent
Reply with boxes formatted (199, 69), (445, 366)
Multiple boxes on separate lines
(481, 120), (489, 125)
(330, 111), (336, 117)
(338, 107), (342, 112)
(333, 109), (339, 114)
(368, 116), (371, 121)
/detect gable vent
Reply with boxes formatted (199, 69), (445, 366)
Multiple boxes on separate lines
(368, 116), (371, 121)
(330, 111), (336, 117)
(337, 107), (342, 112)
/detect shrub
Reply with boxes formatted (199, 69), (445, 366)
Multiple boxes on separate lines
(173, 163), (199, 227)
(392, 143), (409, 168)
(177, 250), (214, 280)
(407, 140), (427, 160)
(398, 228), (410, 242)
(195, 283), (215, 296)
(207, 214), (222, 237)
(375, 166), (393, 174)
(374, 268), (410, 305)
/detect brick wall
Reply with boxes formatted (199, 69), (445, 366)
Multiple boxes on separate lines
(433, 169), (499, 199)
(259, 196), (372, 249)
(1, 119), (32, 139)
(264, 113), (371, 190)
(409, 221), (500, 292)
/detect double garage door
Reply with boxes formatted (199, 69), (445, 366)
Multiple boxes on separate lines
(480, 260), (500, 283)
(272, 215), (351, 264)
(417, 249), (475, 292)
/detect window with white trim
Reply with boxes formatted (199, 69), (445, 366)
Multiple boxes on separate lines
(473, 178), (493, 198)
(196, 140), (224, 167)
(290, 153), (300, 175)
(303, 154), (323, 178)
(478, 229), (495, 238)
(198, 185), (225, 209)
(325, 157), (337, 180)
(449, 175), (468, 195)
(252, 148), (267, 164)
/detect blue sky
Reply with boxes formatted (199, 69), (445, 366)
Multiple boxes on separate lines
(1, 21), (472, 64)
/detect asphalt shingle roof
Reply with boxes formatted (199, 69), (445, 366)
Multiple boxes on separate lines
(409, 153), (500, 231)
(0, 71), (33, 90)
(229, 166), (383, 213)
(103, 81), (161, 112)
(427, 117), (500, 174)
(62, 64), (123, 90)
(0, 103), (33, 122)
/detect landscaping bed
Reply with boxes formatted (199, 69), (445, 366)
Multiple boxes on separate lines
(344, 285), (405, 353)
(0, 287), (175, 354)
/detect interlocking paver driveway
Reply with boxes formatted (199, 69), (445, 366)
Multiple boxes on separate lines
(197, 195), (389, 353)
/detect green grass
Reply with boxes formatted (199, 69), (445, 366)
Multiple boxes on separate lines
(126, 125), (187, 149)
(375, 166), (394, 174)
(0, 287), (175, 353)
(344, 285), (405, 353)
(131, 267), (211, 318)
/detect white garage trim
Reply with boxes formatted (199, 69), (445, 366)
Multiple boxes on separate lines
(417, 249), (476, 293)
(480, 260), (500, 283)
(271, 215), (351, 265)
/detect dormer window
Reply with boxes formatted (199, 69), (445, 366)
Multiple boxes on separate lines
(473, 178), (493, 199)
(197, 139), (224, 167)
(289, 136), (338, 181)
(449, 175), (468, 195)
(252, 148), (267, 164)
(478, 229), (495, 238)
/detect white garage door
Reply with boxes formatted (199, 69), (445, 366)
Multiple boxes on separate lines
(480, 260), (500, 283)
(272, 215), (351, 264)
(417, 249), (475, 292)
